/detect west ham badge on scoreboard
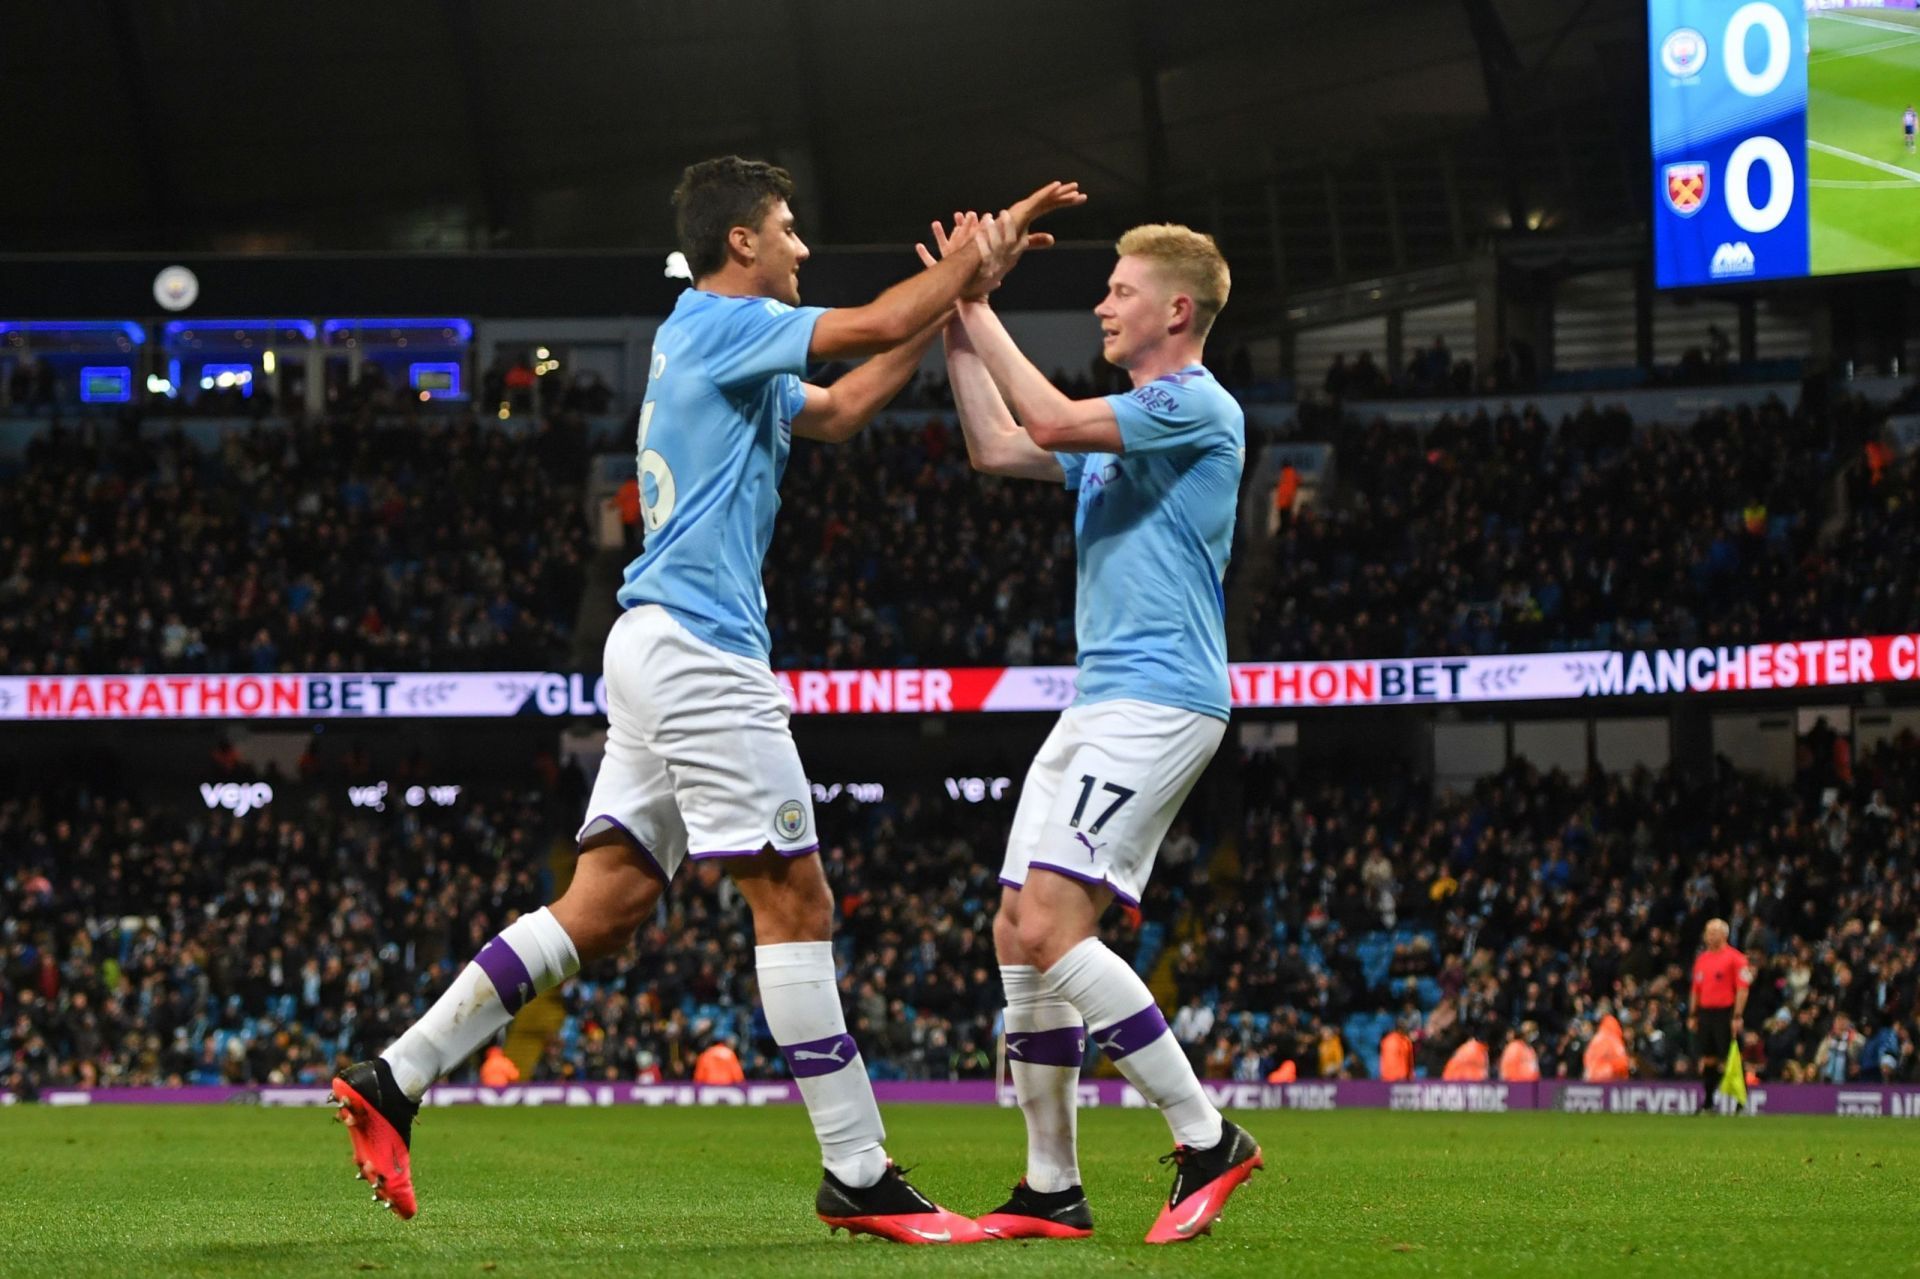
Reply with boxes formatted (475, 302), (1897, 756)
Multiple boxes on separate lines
(1663, 162), (1708, 217)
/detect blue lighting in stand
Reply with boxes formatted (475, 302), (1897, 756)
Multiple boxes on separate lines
(79, 366), (133, 403)
(162, 319), (317, 342)
(0, 320), (145, 345)
(322, 317), (473, 342)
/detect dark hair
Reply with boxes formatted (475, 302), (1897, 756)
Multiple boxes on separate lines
(672, 156), (796, 279)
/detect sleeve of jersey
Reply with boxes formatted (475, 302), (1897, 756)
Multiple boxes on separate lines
(1057, 451), (1086, 491)
(704, 300), (827, 389)
(779, 373), (807, 422)
(1106, 382), (1224, 457)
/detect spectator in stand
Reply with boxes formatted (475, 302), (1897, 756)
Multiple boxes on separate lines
(1378, 1022), (1414, 1082)
(1814, 1013), (1862, 1084)
(1271, 462), (1299, 535)
(1443, 1036), (1489, 1081)
(479, 1044), (520, 1088)
(1498, 1024), (1541, 1082)
(693, 1035), (746, 1085)
(1583, 1015), (1630, 1083)
(1172, 993), (1215, 1068)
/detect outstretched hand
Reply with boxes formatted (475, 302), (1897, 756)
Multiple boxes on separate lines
(1006, 180), (1086, 237)
(917, 212), (999, 301)
(936, 180), (1084, 299)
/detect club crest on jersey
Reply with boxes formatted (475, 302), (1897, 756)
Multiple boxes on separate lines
(1664, 163), (1708, 217)
(775, 800), (808, 841)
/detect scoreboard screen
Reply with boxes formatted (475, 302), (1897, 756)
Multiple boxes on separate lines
(1651, 0), (1920, 287)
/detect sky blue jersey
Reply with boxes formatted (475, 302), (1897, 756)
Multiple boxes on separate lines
(1058, 365), (1245, 720)
(615, 289), (824, 663)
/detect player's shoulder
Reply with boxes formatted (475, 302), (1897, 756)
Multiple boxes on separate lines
(671, 289), (794, 333)
(1125, 366), (1242, 422)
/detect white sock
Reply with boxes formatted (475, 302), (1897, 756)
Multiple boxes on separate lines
(1001, 964), (1084, 1193)
(1043, 936), (1222, 1150)
(758, 941), (888, 1188)
(381, 907), (580, 1100)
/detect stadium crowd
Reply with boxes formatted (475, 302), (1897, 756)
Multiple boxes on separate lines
(7, 390), (1907, 681)
(1223, 731), (1920, 1085)
(4, 727), (1917, 1096)
(0, 414), (592, 675)
(767, 423), (1082, 669)
(1251, 396), (1886, 661)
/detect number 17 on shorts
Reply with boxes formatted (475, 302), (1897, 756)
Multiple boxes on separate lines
(999, 698), (1225, 907)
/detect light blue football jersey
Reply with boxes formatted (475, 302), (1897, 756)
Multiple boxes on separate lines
(1058, 365), (1244, 720)
(616, 289), (824, 663)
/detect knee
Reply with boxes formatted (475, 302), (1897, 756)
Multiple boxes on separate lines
(558, 874), (660, 963)
(754, 875), (835, 943)
(1014, 905), (1066, 970)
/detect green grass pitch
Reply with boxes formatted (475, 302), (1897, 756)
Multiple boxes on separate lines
(1807, 7), (1920, 274)
(1, 1104), (1914, 1277)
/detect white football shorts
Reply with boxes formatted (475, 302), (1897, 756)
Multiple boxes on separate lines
(999, 698), (1224, 906)
(577, 605), (817, 880)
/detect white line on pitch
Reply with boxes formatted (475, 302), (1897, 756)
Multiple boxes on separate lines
(1809, 139), (1920, 185)
(1810, 32), (1920, 62)
(1814, 10), (1920, 37)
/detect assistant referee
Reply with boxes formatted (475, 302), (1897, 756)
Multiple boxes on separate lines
(1688, 918), (1751, 1113)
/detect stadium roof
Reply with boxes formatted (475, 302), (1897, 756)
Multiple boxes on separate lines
(6, 0), (1642, 268)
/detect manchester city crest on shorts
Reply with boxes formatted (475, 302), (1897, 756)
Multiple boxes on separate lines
(775, 800), (808, 841)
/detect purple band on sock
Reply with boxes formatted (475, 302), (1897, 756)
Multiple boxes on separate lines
(1005, 1025), (1087, 1069)
(475, 935), (536, 1015)
(780, 1032), (861, 1079)
(1090, 1003), (1170, 1061)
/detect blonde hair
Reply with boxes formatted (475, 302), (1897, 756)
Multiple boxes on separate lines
(1115, 224), (1231, 337)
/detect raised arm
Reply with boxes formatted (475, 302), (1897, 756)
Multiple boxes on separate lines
(955, 301), (1123, 453)
(808, 181), (1085, 361)
(791, 317), (946, 444)
(944, 305), (1064, 482)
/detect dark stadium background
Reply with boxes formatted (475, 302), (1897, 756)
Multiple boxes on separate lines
(5, 0), (1919, 1116)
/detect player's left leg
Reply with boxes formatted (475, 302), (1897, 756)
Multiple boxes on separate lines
(728, 850), (986, 1244)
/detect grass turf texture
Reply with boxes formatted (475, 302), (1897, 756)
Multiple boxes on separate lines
(1808, 8), (1920, 275)
(1, 1105), (1914, 1277)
